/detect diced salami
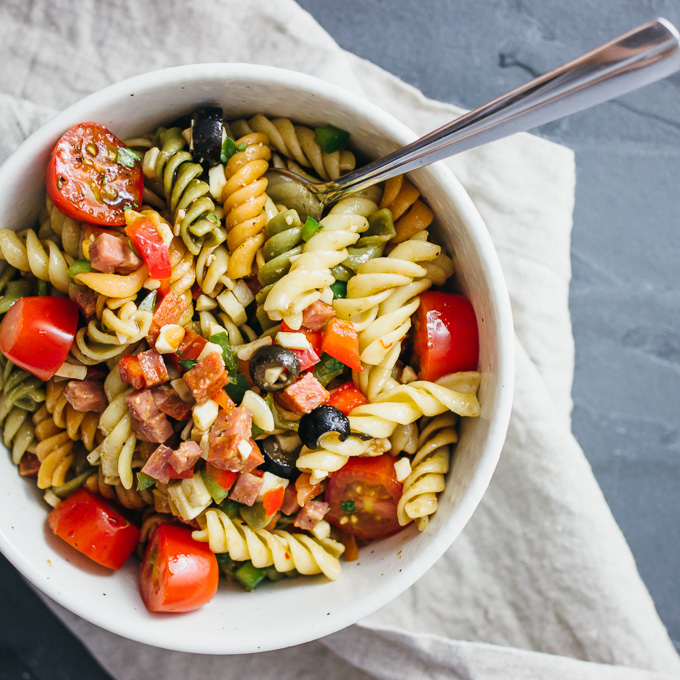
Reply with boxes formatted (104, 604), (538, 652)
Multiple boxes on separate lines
(89, 233), (125, 273)
(183, 352), (229, 405)
(279, 373), (329, 415)
(72, 287), (97, 320)
(149, 292), (190, 343)
(18, 452), (40, 477)
(152, 384), (192, 421)
(280, 484), (300, 516)
(119, 355), (145, 390)
(228, 472), (265, 506)
(117, 239), (142, 274)
(207, 407), (262, 472)
(63, 380), (107, 412)
(141, 444), (173, 484)
(168, 440), (202, 474)
(293, 500), (329, 529)
(301, 300), (336, 331)
(137, 349), (169, 387)
(126, 390), (174, 443)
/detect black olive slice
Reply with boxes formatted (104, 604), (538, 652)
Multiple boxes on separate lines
(259, 436), (299, 480)
(190, 106), (224, 166)
(249, 345), (301, 392)
(298, 405), (351, 449)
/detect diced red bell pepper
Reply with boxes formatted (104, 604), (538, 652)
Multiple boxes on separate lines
(149, 291), (190, 342)
(119, 354), (146, 390)
(125, 215), (172, 280)
(321, 318), (362, 372)
(211, 390), (236, 414)
(205, 464), (238, 491)
(191, 283), (202, 300)
(137, 349), (169, 387)
(327, 381), (368, 415)
(262, 485), (285, 517)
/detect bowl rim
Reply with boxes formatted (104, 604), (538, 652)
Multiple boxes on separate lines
(0, 62), (515, 654)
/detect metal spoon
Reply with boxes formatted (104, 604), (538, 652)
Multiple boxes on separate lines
(266, 18), (680, 221)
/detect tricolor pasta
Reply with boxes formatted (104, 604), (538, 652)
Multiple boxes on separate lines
(0, 108), (481, 613)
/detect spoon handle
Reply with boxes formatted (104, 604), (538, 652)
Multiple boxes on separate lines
(329, 18), (680, 197)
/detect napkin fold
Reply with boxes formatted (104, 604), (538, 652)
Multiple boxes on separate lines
(1, 0), (678, 677)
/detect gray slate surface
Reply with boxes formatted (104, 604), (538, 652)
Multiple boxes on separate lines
(0, 1), (678, 677)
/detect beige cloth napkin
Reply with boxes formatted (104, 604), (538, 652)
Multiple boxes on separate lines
(1, 0), (678, 677)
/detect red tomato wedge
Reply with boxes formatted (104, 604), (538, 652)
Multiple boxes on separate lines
(413, 291), (479, 382)
(325, 455), (403, 540)
(0, 296), (78, 380)
(262, 485), (285, 517)
(327, 381), (368, 415)
(47, 489), (140, 570)
(125, 214), (172, 279)
(321, 318), (362, 372)
(46, 122), (143, 226)
(140, 524), (218, 613)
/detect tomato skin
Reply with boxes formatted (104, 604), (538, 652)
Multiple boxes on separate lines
(47, 489), (140, 570)
(140, 524), (218, 613)
(413, 292), (479, 382)
(325, 455), (404, 540)
(0, 297), (78, 380)
(46, 122), (143, 226)
(327, 381), (368, 415)
(321, 319), (362, 372)
(125, 214), (172, 279)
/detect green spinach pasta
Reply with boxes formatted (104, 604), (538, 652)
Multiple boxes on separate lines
(0, 107), (481, 613)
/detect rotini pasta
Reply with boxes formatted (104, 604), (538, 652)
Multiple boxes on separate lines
(380, 175), (434, 244)
(45, 379), (99, 451)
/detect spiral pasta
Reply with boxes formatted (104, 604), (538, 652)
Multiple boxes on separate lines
(221, 132), (271, 279)
(45, 379), (99, 451)
(263, 197), (376, 329)
(85, 467), (154, 510)
(380, 175), (434, 244)
(143, 127), (224, 255)
(232, 114), (356, 182)
(397, 413), (458, 530)
(87, 366), (136, 490)
(193, 509), (345, 580)
(33, 406), (75, 490)
(348, 372), (482, 439)
(0, 228), (71, 293)
(45, 197), (83, 260)
(296, 433), (391, 479)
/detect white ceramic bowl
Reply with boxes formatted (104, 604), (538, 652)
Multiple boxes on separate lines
(0, 64), (514, 654)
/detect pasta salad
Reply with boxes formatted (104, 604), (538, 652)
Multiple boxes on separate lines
(0, 108), (481, 612)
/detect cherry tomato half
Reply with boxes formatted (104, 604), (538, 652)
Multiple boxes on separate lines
(46, 122), (143, 226)
(412, 291), (479, 382)
(325, 455), (404, 540)
(0, 296), (78, 380)
(140, 524), (218, 613)
(47, 489), (140, 570)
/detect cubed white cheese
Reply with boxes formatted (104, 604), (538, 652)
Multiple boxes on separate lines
(394, 457), (412, 483)
(195, 294), (218, 311)
(198, 341), (225, 365)
(54, 362), (88, 380)
(155, 324), (186, 354)
(309, 470), (328, 485)
(43, 490), (62, 508)
(193, 399), (219, 431)
(275, 331), (311, 350)
(180, 419), (194, 441)
(237, 439), (253, 460)
(233, 279), (255, 307)
(216, 289), (247, 326)
(400, 366), (418, 384)
(208, 164), (227, 201)
(242, 390), (275, 432)
(170, 378), (195, 404)
(264, 366), (284, 386)
(199, 431), (210, 459)
(311, 519), (331, 540)
(256, 471), (289, 501)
